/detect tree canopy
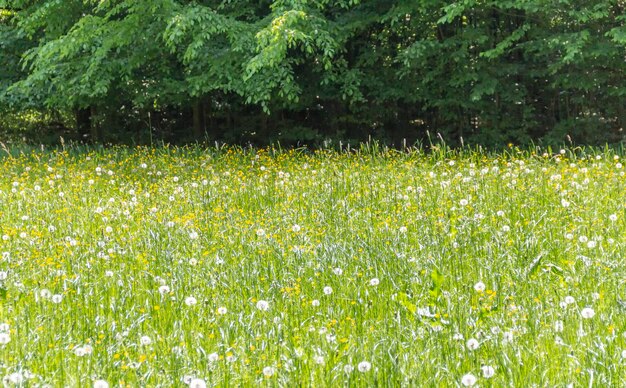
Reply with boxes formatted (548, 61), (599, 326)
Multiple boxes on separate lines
(1, 0), (625, 146)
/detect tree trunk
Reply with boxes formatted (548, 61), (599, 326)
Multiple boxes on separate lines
(76, 108), (91, 140)
(259, 111), (269, 140)
(204, 99), (219, 141)
(90, 106), (100, 142)
(192, 99), (206, 140)
(76, 107), (100, 142)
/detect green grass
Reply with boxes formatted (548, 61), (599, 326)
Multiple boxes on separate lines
(0, 144), (626, 387)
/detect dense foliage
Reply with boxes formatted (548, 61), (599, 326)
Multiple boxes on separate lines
(1, 1), (625, 146)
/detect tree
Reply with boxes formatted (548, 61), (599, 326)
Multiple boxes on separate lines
(1, 0), (625, 146)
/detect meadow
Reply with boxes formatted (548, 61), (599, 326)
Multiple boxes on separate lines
(0, 144), (625, 387)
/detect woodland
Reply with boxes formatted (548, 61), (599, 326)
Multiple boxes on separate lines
(1, 1), (625, 146)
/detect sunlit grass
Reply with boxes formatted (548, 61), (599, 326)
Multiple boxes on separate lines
(0, 144), (625, 386)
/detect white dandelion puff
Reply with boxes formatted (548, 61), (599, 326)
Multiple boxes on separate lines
(581, 307), (595, 319)
(466, 338), (479, 350)
(93, 380), (109, 388)
(158, 285), (171, 294)
(7, 373), (23, 384)
(357, 361), (372, 372)
(554, 320), (564, 333)
(461, 373), (477, 386)
(481, 365), (495, 378)
(189, 379), (206, 388)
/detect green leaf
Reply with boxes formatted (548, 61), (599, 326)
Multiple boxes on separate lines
(429, 269), (444, 298)
(396, 292), (417, 317)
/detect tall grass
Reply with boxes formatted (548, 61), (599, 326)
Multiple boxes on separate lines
(0, 144), (625, 386)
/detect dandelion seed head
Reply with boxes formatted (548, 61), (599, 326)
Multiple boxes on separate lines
(357, 361), (372, 372)
(0, 333), (10, 345)
(554, 320), (564, 332)
(140, 335), (152, 346)
(461, 373), (477, 386)
(581, 307), (595, 319)
(481, 365), (495, 378)
(158, 285), (170, 294)
(466, 338), (479, 350)
(93, 380), (109, 388)
(189, 378), (207, 388)
(6, 373), (23, 385)
(256, 300), (269, 311)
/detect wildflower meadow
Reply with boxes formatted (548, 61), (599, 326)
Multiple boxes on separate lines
(1, 145), (626, 387)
